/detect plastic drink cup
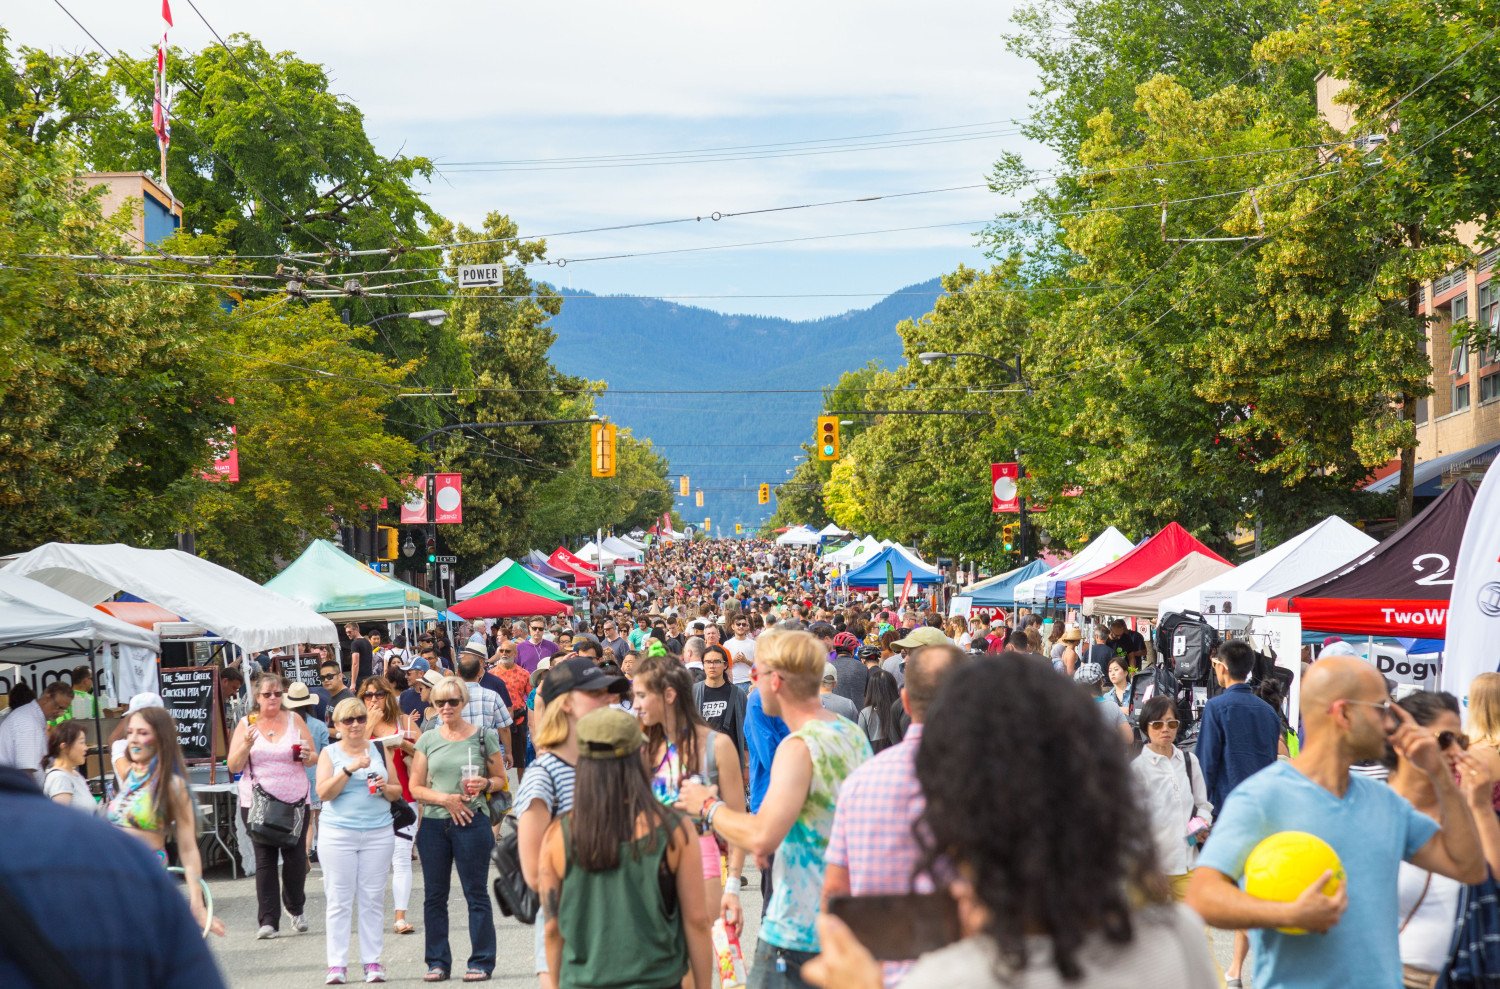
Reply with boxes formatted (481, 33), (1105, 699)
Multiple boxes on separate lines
(367, 770), (380, 795)
(460, 762), (481, 797)
(291, 743), (302, 763)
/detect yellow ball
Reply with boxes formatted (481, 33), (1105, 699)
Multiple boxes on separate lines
(1243, 831), (1345, 934)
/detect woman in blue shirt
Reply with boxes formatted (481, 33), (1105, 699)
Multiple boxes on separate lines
(315, 697), (402, 985)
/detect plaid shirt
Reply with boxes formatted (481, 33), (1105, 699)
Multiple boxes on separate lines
(461, 683), (514, 737)
(825, 722), (929, 986)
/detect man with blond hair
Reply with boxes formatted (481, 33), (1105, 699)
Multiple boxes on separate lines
(679, 629), (871, 989)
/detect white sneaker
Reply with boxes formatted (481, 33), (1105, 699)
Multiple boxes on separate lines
(255, 925), (277, 940)
(286, 909), (309, 933)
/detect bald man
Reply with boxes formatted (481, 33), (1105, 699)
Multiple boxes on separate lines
(1187, 658), (1484, 989)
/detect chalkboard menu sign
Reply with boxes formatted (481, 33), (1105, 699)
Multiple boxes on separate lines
(159, 665), (220, 762)
(280, 654), (322, 691)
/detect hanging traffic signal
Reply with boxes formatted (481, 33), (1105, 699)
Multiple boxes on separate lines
(590, 422), (617, 477)
(758, 483), (770, 504)
(376, 525), (399, 561)
(816, 415), (841, 461)
(735, 523), (743, 534)
(679, 474), (690, 497)
(695, 490), (704, 507)
(1002, 523), (1019, 552)
(704, 517), (711, 532)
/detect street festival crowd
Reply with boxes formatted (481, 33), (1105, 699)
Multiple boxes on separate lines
(2, 536), (1499, 989)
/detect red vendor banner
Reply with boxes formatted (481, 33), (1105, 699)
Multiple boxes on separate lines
(991, 462), (1019, 514)
(201, 397), (239, 483)
(399, 475), (429, 524)
(433, 473), (463, 524)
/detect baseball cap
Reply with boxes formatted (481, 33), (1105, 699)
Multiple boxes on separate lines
(540, 656), (628, 706)
(576, 707), (646, 760)
(1322, 635), (1344, 647)
(893, 627), (950, 649)
(822, 662), (838, 683)
(283, 681), (317, 708)
(125, 692), (165, 715)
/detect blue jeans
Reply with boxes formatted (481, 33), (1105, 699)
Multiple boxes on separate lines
(416, 813), (495, 974)
(748, 938), (817, 989)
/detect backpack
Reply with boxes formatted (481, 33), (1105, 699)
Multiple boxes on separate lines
(1155, 611), (1220, 684)
(492, 756), (566, 925)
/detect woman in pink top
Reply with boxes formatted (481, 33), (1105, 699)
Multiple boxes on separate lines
(228, 670), (316, 940)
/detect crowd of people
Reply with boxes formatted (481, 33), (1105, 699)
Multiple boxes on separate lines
(1, 534), (1498, 989)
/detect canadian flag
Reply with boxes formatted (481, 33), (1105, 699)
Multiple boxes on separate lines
(153, 1), (173, 149)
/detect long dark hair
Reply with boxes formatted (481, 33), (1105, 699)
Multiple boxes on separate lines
(915, 658), (1166, 980)
(635, 656), (705, 775)
(128, 706), (194, 836)
(569, 751), (681, 872)
(861, 668), (902, 748)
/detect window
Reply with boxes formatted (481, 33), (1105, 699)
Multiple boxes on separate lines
(1480, 283), (1500, 365)
(1455, 381), (1472, 411)
(1416, 396), (1429, 424)
(1453, 291), (1470, 324)
(1482, 373), (1500, 404)
(1451, 340), (1469, 376)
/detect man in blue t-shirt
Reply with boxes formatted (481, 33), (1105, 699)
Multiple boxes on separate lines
(1189, 657), (1484, 989)
(744, 682), (789, 899)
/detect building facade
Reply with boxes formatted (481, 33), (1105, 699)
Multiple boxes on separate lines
(82, 171), (182, 248)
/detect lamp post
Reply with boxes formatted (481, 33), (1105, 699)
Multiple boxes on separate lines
(919, 350), (1035, 561)
(369, 309), (448, 328)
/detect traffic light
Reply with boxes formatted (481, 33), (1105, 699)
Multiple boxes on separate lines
(590, 422), (617, 477)
(425, 534), (438, 564)
(376, 525), (398, 561)
(695, 490), (704, 507)
(679, 475), (690, 497)
(816, 415), (841, 461)
(735, 523), (743, 534)
(1001, 523), (1019, 552)
(704, 518), (711, 532)
(758, 483), (770, 504)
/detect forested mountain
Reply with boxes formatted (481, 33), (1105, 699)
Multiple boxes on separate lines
(545, 279), (942, 531)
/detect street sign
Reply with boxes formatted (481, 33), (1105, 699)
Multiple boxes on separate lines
(439, 564), (451, 580)
(458, 263), (504, 288)
(434, 554), (458, 564)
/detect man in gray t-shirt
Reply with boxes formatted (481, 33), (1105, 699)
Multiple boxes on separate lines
(819, 664), (858, 721)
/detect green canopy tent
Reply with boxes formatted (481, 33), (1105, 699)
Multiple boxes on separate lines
(265, 539), (446, 620)
(456, 557), (576, 604)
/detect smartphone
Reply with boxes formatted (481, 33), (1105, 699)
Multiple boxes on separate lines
(827, 893), (961, 961)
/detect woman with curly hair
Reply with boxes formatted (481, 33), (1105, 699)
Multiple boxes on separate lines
(805, 657), (1217, 988)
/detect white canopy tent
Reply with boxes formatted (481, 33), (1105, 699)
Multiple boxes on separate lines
(1156, 515), (1377, 618)
(1013, 527), (1135, 606)
(601, 536), (646, 561)
(823, 535), (882, 567)
(614, 534), (649, 553)
(0, 573), (159, 666)
(817, 523), (850, 538)
(776, 526), (822, 547)
(4, 542), (337, 652)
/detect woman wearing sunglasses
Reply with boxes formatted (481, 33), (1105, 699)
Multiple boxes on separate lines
(409, 677), (506, 982)
(361, 676), (419, 937)
(1390, 691), (1500, 989)
(315, 697), (402, 984)
(1131, 695), (1214, 901)
(227, 670), (317, 940)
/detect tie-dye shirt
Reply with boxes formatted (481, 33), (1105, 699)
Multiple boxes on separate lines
(761, 715), (872, 953)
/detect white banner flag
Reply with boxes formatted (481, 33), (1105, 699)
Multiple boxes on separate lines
(1441, 467), (1500, 705)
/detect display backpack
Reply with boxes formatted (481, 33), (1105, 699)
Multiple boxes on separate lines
(1155, 611), (1220, 684)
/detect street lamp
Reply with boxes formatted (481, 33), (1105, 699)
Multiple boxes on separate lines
(369, 309), (448, 328)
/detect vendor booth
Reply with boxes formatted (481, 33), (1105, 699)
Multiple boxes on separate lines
(964, 559), (1052, 609)
(1066, 523), (1228, 605)
(844, 545), (943, 589)
(265, 539), (445, 620)
(1013, 527), (1134, 611)
(776, 526), (822, 547)
(455, 557), (576, 604)
(1083, 553), (1234, 619)
(448, 586), (573, 621)
(522, 550), (576, 584)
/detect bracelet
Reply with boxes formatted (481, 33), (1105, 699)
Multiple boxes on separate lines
(699, 796), (719, 828)
(723, 875), (743, 895)
(705, 798), (724, 831)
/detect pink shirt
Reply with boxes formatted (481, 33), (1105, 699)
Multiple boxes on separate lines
(238, 723), (310, 804)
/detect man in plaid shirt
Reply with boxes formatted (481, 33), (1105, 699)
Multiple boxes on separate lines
(823, 642), (968, 986)
(457, 644), (513, 767)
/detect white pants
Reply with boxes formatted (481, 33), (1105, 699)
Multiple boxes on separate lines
(392, 801), (416, 912)
(318, 823), (394, 968)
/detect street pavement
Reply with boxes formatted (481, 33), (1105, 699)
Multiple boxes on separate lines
(204, 853), (1242, 986)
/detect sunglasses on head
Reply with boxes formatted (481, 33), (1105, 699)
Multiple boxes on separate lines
(435, 697), (464, 708)
(1148, 719), (1181, 731)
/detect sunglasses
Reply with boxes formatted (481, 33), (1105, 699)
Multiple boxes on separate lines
(361, 692), (382, 700)
(530, 627), (544, 632)
(1440, 730), (1470, 751)
(258, 691), (283, 698)
(339, 715), (367, 726)
(320, 672), (339, 681)
(435, 697), (464, 708)
(1147, 719), (1181, 731)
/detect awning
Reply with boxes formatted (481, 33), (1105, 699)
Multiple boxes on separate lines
(0, 573), (160, 664)
(264, 540), (445, 619)
(448, 586), (573, 621)
(1066, 523), (1227, 605)
(1364, 441), (1500, 496)
(1083, 553), (1234, 619)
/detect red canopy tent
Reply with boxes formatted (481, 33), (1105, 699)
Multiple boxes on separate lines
(547, 547), (598, 588)
(1065, 522), (1229, 605)
(1269, 479), (1475, 637)
(448, 586), (573, 621)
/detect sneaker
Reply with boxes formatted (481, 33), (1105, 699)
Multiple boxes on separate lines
(255, 925), (277, 940)
(325, 968), (347, 985)
(364, 964), (386, 984)
(286, 909), (309, 933)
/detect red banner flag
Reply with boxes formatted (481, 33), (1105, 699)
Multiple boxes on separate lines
(900, 572), (914, 602)
(991, 462), (1019, 513)
(433, 473), (463, 524)
(399, 475), (428, 524)
(201, 397), (238, 482)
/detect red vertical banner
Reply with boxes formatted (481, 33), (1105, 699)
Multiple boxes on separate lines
(433, 473), (463, 524)
(399, 475), (429, 524)
(900, 572), (914, 602)
(991, 462), (1019, 513)
(202, 397), (239, 482)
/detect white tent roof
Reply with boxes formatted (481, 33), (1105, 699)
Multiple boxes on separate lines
(0, 573), (159, 664)
(818, 523), (850, 537)
(776, 527), (822, 546)
(601, 536), (645, 560)
(824, 535), (882, 566)
(1013, 527), (1134, 605)
(1084, 553), (1235, 619)
(577, 541), (632, 565)
(614, 534), (648, 552)
(1156, 515), (1378, 617)
(4, 543), (337, 652)
(455, 557), (513, 602)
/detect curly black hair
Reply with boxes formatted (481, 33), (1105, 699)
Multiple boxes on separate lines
(915, 656), (1168, 980)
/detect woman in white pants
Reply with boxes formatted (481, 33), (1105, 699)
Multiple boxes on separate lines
(359, 676), (419, 935)
(316, 697), (401, 985)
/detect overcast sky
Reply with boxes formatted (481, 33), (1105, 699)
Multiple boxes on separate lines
(9, 1), (1046, 318)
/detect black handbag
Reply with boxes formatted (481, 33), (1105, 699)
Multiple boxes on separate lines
(491, 812), (539, 924)
(246, 780), (307, 848)
(390, 797), (417, 833)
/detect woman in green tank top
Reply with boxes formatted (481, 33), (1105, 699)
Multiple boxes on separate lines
(538, 707), (712, 989)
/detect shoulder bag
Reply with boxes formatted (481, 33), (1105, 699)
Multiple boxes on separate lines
(492, 756), (564, 925)
(1440, 871), (1500, 989)
(478, 729), (512, 818)
(244, 751), (307, 848)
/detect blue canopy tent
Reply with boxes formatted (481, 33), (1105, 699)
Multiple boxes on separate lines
(844, 545), (943, 588)
(967, 559), (1051, 608)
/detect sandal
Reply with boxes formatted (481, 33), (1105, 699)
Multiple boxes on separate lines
(393, 920), (415, 935)
(422, 969), (448, 983)
(462, 972), (491, 983)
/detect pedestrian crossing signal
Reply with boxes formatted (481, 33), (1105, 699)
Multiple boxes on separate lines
(816, 415), (841, 461)
(758, 483), (770, 504)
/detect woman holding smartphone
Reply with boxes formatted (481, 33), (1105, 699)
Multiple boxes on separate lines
(408, 677), (506, 983)
(315, 697), (401, 985)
